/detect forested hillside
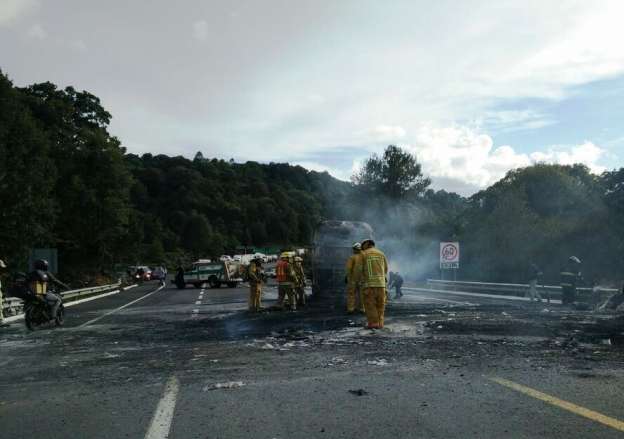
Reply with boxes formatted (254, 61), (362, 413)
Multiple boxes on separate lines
(2, 70), (624, 287)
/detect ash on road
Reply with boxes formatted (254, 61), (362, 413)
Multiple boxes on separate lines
(1, 281), (624, 439)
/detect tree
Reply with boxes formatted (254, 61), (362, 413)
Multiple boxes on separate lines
(0, 72), (56, 268)
(352, 145), (430, 199)
(182, 214), (212, 258)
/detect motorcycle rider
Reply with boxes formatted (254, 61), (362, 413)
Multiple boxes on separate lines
(29, 259), (68, 321)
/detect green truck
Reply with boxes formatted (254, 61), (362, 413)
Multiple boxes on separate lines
(175, 260), (243, 289)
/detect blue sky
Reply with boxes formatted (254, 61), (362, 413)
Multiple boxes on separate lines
(1, 0), (623, 195)
(488, 76), (624, 155)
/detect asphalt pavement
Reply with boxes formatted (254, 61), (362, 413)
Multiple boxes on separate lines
(1, 280), (624, 438)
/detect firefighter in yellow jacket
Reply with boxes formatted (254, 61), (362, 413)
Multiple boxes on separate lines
(276, 253), (297, 310)
(294, 256), (306, 307)
(248, 256), (264, 312)
(359, 239), (388, 329)
(345, 242), (365, 314)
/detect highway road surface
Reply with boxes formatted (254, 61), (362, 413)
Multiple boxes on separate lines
(1, 280), (624, 438)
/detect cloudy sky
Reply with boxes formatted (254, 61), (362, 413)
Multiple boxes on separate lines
(2, 0), (623, 195)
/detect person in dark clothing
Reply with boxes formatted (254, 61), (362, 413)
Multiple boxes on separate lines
(174, 266), (185, 289)
(527, 262), (543, 302)
(29, 259), (68, 321)
(560, 256), (582, 305)
(388, 271), (404, 299)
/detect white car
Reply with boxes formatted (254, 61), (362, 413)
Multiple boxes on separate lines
(233, 255), (242, 262)
(219, 255), (232, 262)
(253, 253), (268, 263)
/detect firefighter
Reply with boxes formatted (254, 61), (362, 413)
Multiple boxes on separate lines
(388, 271), (404, 299)
(560, 256), (582, 306)
(276, 253), (296, 310)
(345, 242), (364, 314)
(359, 239), (388, 329)
(294, 256), (306, 307)
(248, 255), (264, 312)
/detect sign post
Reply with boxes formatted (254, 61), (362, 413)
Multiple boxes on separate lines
(439, 242), (459, 280)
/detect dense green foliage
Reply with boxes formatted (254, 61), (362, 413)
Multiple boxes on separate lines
(2, 71), (624, 286)
(0, 72), (348, 281)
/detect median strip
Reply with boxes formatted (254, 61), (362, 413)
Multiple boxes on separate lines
(491, 377), (624, 432)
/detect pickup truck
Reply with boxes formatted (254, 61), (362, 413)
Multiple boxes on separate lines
(175, 260), (243, 289)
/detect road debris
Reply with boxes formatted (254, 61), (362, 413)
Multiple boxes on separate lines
(348, 389), (368, 396)
(367, 358), (389, 366)
(203, 381), (245, 391)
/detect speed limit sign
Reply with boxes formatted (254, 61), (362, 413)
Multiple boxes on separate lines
(440, 242), (460, 269)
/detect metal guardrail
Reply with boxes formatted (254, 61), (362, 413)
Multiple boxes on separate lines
(2, 282), (122, 317)
(426, 279), (618, 303)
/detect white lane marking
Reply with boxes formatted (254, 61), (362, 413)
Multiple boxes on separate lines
(78, 285), (165, 328)
(123, 284), (139, 291)
(144, 375), (180, 439)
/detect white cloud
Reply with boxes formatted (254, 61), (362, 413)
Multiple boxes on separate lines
(192, 19), (208, 42)
(0, 0), (37, 26)
(26, 23), (46, 39)
(482, 109), (556, 132)
(399, 125), (606, 195)
(292, 161), (352, 181)
(405, 125), (530, 190)
(368, 125), (406, 142)
(531, 142), (606, 173)
(69, 39), (87, 51)
(3, 0), (622, 195)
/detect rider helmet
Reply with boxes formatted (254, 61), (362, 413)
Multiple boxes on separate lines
(34, 259), (49, 271)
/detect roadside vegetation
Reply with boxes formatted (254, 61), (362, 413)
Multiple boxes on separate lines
(1, 71), (623, 286)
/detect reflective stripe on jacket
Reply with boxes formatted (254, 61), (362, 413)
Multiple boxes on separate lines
(360, 247), (388, 288)
(560, 270), (579, 288)
(276, 260), (294, 285)
(276, 260), (288, 283)
(294, 264), (305, 287)
(248, 262), (261, 283)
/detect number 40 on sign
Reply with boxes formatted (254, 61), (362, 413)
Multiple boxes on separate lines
(440, 242), (460, 269)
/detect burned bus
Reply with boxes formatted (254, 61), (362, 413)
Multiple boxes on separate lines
(311, 220), (374, 308)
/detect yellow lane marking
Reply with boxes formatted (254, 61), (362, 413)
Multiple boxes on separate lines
(491, 377), (624, 432)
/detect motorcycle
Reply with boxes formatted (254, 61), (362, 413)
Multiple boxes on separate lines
(23, 291), (65, 330)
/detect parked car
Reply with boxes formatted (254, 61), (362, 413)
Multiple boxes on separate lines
(219, 255), (232, 262)
(134, 266), (151, 281)
(265, 268), (277, 278)
(176, 260), (243, 289)
(233, 255), (242, 262)
(151, 266), (167, 280)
